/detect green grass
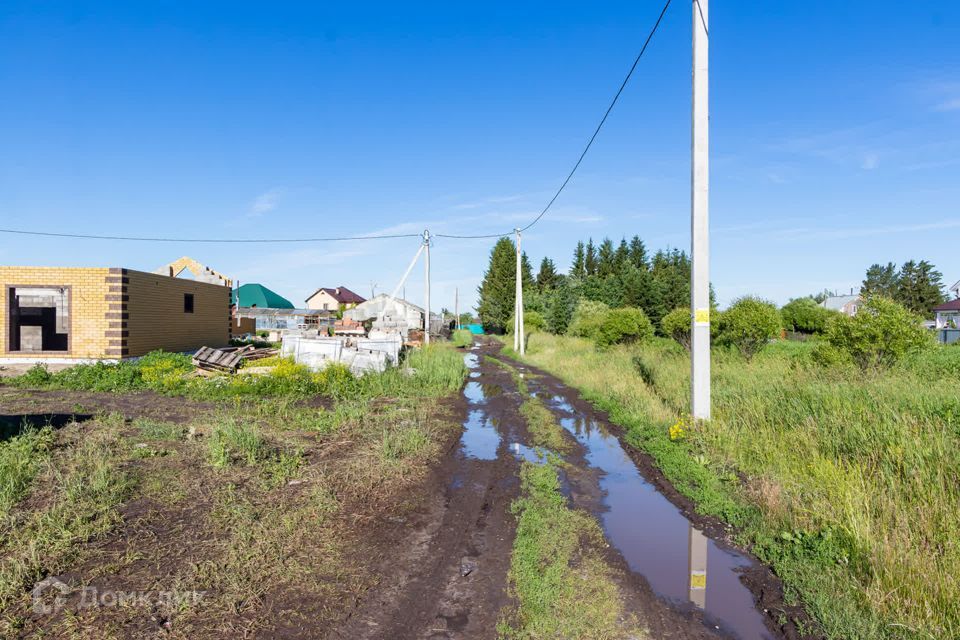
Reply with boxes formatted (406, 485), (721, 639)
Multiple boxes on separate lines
(0, 427), (55, 519)
(0, 425), (133, 613)
(451, 329), (473, 348)
(500, 461), (643, 639)
(2, 343), (467, 404)
(512, 333), (960, 640)
(489, 356), (571, 454)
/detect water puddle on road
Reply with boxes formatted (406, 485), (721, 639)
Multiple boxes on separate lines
(458, 356), (504, 461)
(550, 398), (774, 640)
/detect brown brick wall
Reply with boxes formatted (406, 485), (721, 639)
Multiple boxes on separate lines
(125, 269), (230, 357)
(0, 266), (113, 358)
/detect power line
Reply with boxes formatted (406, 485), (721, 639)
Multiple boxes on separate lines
(0, 228), (422, 243)
(2, 0), (673, 246)
(438, 0), (674, 240)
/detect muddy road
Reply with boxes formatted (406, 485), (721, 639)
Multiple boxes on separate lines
(346, 338), (803, 640)
(1, 339), (811, 639)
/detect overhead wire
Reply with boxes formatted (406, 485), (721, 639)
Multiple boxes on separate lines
(435, 0), (674, 240)
(0, 0), (674, 246)
(0, 228), (422, 243)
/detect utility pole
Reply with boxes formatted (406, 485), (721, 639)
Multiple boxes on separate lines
(423, 230), (431, 345)
(691, 0), (710, 420)
(514, 229), (525, 356)
(455, 287), (460, 330)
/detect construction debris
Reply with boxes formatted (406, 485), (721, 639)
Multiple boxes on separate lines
(281, 332), (402, 375)
(192, 344), (278, 373)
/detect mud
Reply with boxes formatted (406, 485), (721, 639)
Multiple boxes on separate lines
(494, 349), (820, 640)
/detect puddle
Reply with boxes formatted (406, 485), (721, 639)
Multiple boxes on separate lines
(509, 442), (547, 464)
(458, 363), (502, 461)
(550, 397), (773, 640)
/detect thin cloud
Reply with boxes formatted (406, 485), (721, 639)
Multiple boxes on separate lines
(249, 188), (285, 217)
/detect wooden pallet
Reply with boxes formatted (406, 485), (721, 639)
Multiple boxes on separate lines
(192, 345), (278, 373)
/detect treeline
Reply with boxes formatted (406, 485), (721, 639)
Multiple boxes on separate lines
(477, 235), (698, 336)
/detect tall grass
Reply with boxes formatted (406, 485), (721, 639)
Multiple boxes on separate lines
(516, 333), (960, 640)
(3, 344), (466, 403)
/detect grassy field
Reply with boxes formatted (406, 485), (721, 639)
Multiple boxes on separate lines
(508, 333), (960, 640)
(0, 345), (466, 636)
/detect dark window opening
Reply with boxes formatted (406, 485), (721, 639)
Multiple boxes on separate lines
(184, 293), (195, 313)
(7, 287), (70, 352)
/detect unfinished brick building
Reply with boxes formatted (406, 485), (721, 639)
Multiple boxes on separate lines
(1, 266), (232, 362)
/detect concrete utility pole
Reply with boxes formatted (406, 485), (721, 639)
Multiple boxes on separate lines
(514, 229), (525, 356)
(423, 229), (431, 345)
(455, 287), (460, 330)
(691, 0), (710, 420)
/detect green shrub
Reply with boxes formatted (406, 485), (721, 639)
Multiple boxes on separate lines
(567, 300), (610, 341)
(781, 297), (834, 334)
(596, 307), (653, 348)
(716, 296), (782, 361)
(507, 311), (547, 335)
(825, 296), (934, 371)
(661, 307), (691, 351)
(451, 329), (473, 348)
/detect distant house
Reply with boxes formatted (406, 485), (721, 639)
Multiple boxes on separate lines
(231, 283), (294, 309)
(305, 286), (366, 312)
(820, 294), (861, 317)
(934, 281), (960, 330)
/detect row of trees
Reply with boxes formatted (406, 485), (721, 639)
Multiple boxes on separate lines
(478, 235), (697, 336)
(861, 260), (946, 318)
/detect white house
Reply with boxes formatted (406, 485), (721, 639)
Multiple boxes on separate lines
(304, 286), (366, 312)
(934, 280), (960, 329)
(820, 294), (861, 317)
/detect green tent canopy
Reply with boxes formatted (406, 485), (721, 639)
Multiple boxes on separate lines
(231, 283), (294, 309)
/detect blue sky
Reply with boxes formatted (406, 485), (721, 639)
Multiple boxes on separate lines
(1, 1), (958, 311)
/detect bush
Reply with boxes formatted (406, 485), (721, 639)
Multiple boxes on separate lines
(567, 300), (610, 341)
(506, 310), (547, 335)
(451, 329), (473, 348)
(824, 296), (934, 370)
(661, 307), (691, 351)
(716, 296), (782, 361)
(781, 297), (833, 334)
(596, 307), (654, 348)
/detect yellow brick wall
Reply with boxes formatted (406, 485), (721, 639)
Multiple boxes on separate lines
(0, 266), (112, 358)
(125, 269), (230, 356)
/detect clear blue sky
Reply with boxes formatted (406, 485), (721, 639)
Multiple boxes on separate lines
(2, 1), (958, 310)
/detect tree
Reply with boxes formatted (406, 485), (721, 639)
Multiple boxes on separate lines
(477, 237), (534, 333)
(568, 299), (610, 341)
(545, 280), (576, 334)
(507, 310), (546, 334)
(614, 238), (630, 272)
(584, 238), (598, 276)
(628, 235), (648, 271)
(781, 297), (833, 334)
(596, 307), (654, 348)
(536, 257), (561, 292)
(661, 307), (692, 351)
(716, 296), (782, 361)
(597, 238), (616, 277)
(861, 262), (898, 299)
(823, 296), (933, 370)
(896, 260), (945, 318)
(571, 242), (586, 279)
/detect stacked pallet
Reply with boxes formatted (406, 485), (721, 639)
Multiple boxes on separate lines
(193, 345), (278, 373)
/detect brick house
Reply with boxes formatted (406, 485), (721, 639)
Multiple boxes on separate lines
(305, 286), (366, 312)
(1, 266), (231, 362)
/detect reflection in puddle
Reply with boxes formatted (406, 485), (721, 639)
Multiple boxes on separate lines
(547, 397), (772, 640)
(462, 410), (500, 460)
(510, 442), (547, 464)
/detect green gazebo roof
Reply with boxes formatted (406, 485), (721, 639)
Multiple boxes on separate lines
(231, 283), (294, 309)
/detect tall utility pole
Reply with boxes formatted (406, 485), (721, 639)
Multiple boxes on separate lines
(514, 229), (525, 356)
(691, 0), (710, 420)
(455, 287), (460, 330)
(423, 229), (431, 345)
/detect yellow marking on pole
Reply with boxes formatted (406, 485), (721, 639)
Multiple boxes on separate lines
(694, 308), (710, 324)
